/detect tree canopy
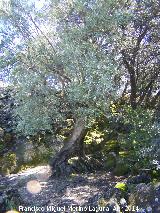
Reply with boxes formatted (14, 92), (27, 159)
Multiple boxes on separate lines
(0, 0), (159, 135)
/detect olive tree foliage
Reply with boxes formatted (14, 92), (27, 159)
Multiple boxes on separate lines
(3, 0), (128, 136)
(1, 0), (159, 136)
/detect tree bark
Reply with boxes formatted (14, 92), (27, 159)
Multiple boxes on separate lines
(130, 70), (137, 109)
(122, 50), (137, 109)
(50, 118), (86, 177)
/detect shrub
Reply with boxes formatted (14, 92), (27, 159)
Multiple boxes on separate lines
(0, 153), (17, 175)
(103, 153), (116, 171)
(114, 160), (130, 176)
(115, 182), (127, 191)
(111, 106), (159, 172)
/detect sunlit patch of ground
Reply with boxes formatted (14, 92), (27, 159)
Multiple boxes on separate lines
(26, 180), (42, 194)
(8, 165), (51, 181)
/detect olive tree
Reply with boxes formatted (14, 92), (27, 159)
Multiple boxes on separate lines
(1, 0), (132, 175)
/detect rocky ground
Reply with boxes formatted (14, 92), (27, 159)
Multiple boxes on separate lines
(0, 165), (160, 213)
(0, 166), (124, 212)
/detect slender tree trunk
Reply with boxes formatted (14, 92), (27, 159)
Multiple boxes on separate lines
(50, 118), (86, 176)
(122, 50), (137, 109)
(130, 70), (137, 109)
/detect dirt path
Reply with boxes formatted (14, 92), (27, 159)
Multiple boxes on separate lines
(0, 166), (126, 212)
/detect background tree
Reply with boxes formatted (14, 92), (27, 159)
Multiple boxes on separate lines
(117, 0), (160, 109)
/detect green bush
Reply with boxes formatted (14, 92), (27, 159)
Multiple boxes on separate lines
(115, 182), (127, 191)
(151, 170), (160, 180)
(3, 133), (12, 144)
(114, 159), (130, 176)
(0, 153), (17, 175)
(83, 105), (159, 175)
(103, 153), (116, 171)
(111, 106), (159, 172)
(103, 140), (120, 154)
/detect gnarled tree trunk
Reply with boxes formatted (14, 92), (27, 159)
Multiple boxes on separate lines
(50, 118), (86, 177)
